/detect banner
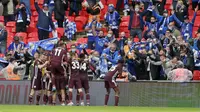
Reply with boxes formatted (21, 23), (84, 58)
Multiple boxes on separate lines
(27, 38), (58, 55)
(1, 81), (200, 107)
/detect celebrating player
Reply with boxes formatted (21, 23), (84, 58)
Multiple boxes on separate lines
(76, 53), (90, 106)
(28, 53), (49, 105)
(50, 41), (68, 106)
(68, 45), (84, 106)
(104, 60), (124, 106)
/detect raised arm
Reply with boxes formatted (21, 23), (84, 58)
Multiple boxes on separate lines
(34, 0), (42, 13)
(191, 7), (198, 24)
(171, 11), (183, 27)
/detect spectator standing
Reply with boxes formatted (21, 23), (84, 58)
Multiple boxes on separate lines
(104, 4), (120, 38)
(118, 32), (127, 56)
(94, 30), (108, 55)
(165, 22), (181, 38)
(152, 8), (174, 36)
(20, 0), (31, 15)
(68, 0), (83, 16)
(15, 2), (31, 33)
(85, 16), (102, 50)
(54, 0), (67, 27)
(8, 36), (25, 53)
(34, 0), (55, 40)
(44, 0), (55, 15)
(63, 16), (77, 41)
(172, 7), (198, 40)
(2, 0), (18, 24)
(0, 23), (7, 54)
(128, 4), (146, 41)
(105, 30), (119, 49)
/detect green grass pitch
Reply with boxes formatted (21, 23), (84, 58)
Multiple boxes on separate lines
(0, 105), (200, 112)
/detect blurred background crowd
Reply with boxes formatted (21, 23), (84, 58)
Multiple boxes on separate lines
(0, 0), (200, 82)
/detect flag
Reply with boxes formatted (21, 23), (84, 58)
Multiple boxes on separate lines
(39, 38), (58, 51)
(27, 38), (59, 55)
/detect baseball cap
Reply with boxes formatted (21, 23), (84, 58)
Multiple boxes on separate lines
(43, 3), (48, 7)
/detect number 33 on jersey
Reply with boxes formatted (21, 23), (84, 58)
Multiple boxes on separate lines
(71, 60), (87, 71)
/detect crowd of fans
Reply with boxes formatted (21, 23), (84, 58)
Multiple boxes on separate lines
(0, 0), (200, 82)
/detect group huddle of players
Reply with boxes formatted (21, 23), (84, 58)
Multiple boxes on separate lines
(28, 40), (123, 106)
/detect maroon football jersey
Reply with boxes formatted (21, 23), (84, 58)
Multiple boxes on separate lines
(33, 60), (43, 79)
(105, 63), (123, 81)
(51, 47), (67, 65)
(69, 59), (81, 79)
(79, 60), (89, 80)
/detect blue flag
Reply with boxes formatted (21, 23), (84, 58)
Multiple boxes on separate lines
(27, 38), (59, 56)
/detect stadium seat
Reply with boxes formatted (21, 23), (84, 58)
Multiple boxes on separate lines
(38, 0), (44, 5)
(15, 32), (28, 43)
(107, 0), (117, 7)
(56, 28), (64, 37)
(28, 32), (38, 39)
(133, 37), (139, 43)
(28, 37), (39, 42)
(119, 22), (129, 33)
(193, 70), (200, 80)
(0, 16), (4, 22)
(67, 16), (75, 22)
(6, 21), (16, 27)
(166, 0), (172, 5)
(121, 16), (130, 22)
(75, 16), (87, 32)
(31, 5), (36, 12)
(32, 11), (38, 17)
(100, 5), (108, 21)
(77, 37), (88, 44)
(7, 33), (14, 48)
(101, 0), (107, 5)
(34, 16), (38, 22)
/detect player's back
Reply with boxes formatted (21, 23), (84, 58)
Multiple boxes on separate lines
(105, 63), (123, 80)
(79, 60), (89, 80)
(69, 59), (81, 79)
(51, 47), (67, 64)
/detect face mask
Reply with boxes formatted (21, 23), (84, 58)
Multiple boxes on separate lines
(135, 8), (139, 12)
(71, 49), (76, 52)
(107, 34), (112, 38)
(110, 50), (115, 53)
(151, 22), (155, 24)
(128, 41), (132, 45)
(168, 27), (173, 30)
(164, 13), (168, 17)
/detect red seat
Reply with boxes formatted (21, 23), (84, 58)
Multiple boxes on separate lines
(28, 37), (39, 42)
(15, 32), (28, 43)
(77, 37), (88, 44)
(133, 38), (139, 43)
(75, 16), (87, 32)
(166, 0), (172, 5)
(6, 21), (16, 27)
(100, 5), (108, 21)
(28, 32), (38, 39)
(193, 70), (200, 80)
(67, 16), (75, 22)
(101, 0), (107, 5)
(32, 11), (38, 17)
(56, 28), (64, 37)
(0, 16), (4, 22)
(107, 0), (117, 7)
(119, 22), (129, 33)
(38, 0), (44, 5)
(7, 33), (14, 48)
(121, 16), (130, 22)
(31, 5), (36, 11)
(34, 16), (38, 22)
